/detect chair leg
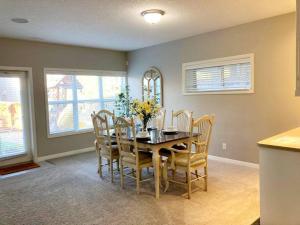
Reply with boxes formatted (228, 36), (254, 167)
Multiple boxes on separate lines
(117, 159), (120, 171)
(110, 158), (114, 183)
(139, 169), (142, 181)
(187, 170), (191, 199)
(204, 166), (208, 191)
(98, 154), (103, 178)
(195, 169), (199, 178)
(120, 160), (124, 189)
(107, 159), (110, 172)
(136, 167), (140, 194)
(172, 169), (175, 180)
(163, 162), (169, 192)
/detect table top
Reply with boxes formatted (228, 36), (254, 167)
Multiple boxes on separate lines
(112, 129), (194, 145)
(138, 130), (192, 145)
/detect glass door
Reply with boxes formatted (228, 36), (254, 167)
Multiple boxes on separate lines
(0, 71), (32, 165)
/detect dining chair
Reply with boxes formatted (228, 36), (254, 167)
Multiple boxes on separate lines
(171, 109), (193, 150)
(150, 108), (166, 130)
(91, 109), (119, 183)
(156, 108), (166, 130)
(171, 109), (193, 132)
(114, 117), (153, 194)
(165, 114), (214, 199)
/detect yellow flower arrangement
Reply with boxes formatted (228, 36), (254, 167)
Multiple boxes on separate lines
(130, 99), (160, 130)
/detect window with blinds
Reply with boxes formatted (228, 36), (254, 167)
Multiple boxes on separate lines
(182, 54), (254, 94)
(44, 68), (126, 137)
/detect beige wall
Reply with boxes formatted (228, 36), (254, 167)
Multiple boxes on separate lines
(128, 13), (300, 163)
(0, 38), (127, 157)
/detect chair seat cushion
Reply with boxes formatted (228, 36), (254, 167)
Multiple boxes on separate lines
(168, 153), (206, 167)
(172, 143), (187, 150)
(100, 145), (119, 158)
(104, 140), (117, 146)
(122, 152), (152, 165)
(160, 147), (186, 157)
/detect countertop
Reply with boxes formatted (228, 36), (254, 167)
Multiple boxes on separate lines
(258, 127), (300, 151)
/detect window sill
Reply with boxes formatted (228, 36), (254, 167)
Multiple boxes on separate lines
(47, 128), (94, 139)
(182, 90), (254, 95)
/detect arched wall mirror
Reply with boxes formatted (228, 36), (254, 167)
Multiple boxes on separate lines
(142, 67), (163, 106)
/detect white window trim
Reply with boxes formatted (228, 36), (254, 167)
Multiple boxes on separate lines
(182, 54), (255, 95)
(44, 68), (126, 138)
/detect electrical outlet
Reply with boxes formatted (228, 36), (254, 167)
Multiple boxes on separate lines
(222, 142), (227, 150)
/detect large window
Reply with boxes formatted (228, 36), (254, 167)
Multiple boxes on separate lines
(182, 54), (254, 94)
(45, 69), (126, 137)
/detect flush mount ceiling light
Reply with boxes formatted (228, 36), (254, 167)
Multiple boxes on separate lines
(11, 18), (29, 24)
(141, 9), (165, 24)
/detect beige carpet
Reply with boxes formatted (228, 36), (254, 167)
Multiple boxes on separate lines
(0, 152), (259, 225)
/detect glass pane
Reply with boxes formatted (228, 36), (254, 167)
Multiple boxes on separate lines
(143, 78), (149, 100)
(0, 77), (25, 158)
(77, 76), (99, 100)
(149, 79), (155, 99)
(46, 74), (73, 101)
(103, 101), (115, 112)
(48, 103), (74, 134)
(223, 63), (251, 90)
(155, 78), (161, 103)
(196, 67), (222, 90)
(78, 102), (100, 129)
(102, 76), (125, 98)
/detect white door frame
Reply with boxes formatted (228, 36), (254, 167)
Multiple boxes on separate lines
(0, 66), (37, 164)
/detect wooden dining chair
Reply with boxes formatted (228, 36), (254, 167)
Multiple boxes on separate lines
(91, 109), (119, 183)
(150, 108), (166, 130)
(170, 109), (193, 150)
(171, 109), (193, 132)
(165, 114), (214, 199)
(114, 117), (153, 194)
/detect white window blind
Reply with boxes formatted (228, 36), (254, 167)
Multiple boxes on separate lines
(182, 54), (254, 94)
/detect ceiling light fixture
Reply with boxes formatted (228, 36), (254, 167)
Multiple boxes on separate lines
(141, 9), (165, 24)
(11, 18), (29, 24)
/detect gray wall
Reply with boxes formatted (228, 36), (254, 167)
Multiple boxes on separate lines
(128, 13), (300, 163)
(0, 38), (127, 157)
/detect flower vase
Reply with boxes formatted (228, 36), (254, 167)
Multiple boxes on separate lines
(139, 119), (149, 137)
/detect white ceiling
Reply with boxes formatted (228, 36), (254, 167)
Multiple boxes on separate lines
(0, 0), (296, 51)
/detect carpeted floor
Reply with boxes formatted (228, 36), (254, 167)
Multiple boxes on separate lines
(0, 152), (259, 225)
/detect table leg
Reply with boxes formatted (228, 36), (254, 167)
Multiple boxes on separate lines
(152, 148), (160, 199)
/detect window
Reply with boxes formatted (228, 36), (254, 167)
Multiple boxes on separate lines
(45, 68), (126, 137)
(182, 54), (254, 94)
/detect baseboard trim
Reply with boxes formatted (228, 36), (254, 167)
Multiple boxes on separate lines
(208, 155), (259, 169)
(36, 147), (258, 169)
(36, 147), (94, 162)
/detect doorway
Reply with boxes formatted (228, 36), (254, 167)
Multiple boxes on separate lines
(0, 68), (36, 167)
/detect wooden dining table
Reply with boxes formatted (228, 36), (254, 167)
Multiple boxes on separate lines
(133, 129), (193, 199)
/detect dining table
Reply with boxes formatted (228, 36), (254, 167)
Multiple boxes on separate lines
(132, 129), (194, 199)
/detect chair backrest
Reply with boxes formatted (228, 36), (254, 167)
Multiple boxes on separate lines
(91, 110), (114, 151)
(151, 108), (166, 130)
(91, 109), (115, 148)
(192, 115), (214, 156)
(114, 117), (139, 162)
(98, 109), (115, 128)
(171, 110), (193, 132)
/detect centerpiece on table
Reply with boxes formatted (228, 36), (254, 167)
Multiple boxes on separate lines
(130, 99), (160, 137)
